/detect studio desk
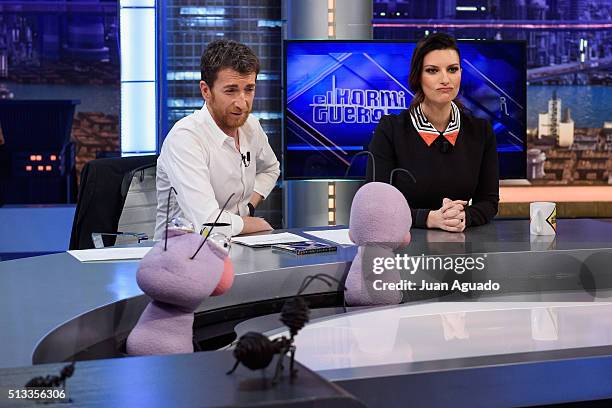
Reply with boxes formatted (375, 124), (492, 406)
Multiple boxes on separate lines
(3, 218), (612, 407)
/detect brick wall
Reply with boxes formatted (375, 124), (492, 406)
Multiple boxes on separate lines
(71, 112), (119, 186)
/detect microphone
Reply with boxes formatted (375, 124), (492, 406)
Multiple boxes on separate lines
(345, 151), (376, 181)
(241, 151), (251, 167)
(389, 168), (416, 186)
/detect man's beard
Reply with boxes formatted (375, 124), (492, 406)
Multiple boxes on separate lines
(209, 96), (249, 131)
(222, 110), (249, 129)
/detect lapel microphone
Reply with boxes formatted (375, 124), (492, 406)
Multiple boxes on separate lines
(241, 151), (251, 167)
(436, 134), (452, 154)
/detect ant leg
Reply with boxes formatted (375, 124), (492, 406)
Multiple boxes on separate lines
(226, 359), (240, 375)
(272, 352), (286, 384)
(289, 346), (298, 379)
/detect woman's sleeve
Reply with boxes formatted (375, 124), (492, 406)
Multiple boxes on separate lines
(466, 120), (500, 227)
(367, 115), (430, 228)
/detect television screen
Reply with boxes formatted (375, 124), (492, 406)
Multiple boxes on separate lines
(284, 40), (526, 180)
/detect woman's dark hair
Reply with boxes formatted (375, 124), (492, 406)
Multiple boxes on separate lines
(408, 33), (464, 111)
(200, 40), (260, 88)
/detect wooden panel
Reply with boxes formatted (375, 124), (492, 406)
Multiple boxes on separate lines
(499, 201), (612, 218)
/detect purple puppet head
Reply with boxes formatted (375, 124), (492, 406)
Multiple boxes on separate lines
(127, 191), (237, 356)
(344, 182), (412, 306)
(349, 182), (412, 248)
(136, 229), (234, 312)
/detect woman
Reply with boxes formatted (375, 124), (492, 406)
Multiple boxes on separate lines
(367, 33), (499, 232)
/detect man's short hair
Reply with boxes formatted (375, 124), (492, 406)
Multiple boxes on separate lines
(200, 40), (260, 88)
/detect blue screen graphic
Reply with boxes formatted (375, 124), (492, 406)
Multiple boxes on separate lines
(284, 40), (526, 180)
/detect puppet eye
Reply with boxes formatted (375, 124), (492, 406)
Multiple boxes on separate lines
(169, 217), (195, 232)
(209, 232), (231, 252)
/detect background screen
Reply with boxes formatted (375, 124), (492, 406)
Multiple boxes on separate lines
(284, 40), (527, 180)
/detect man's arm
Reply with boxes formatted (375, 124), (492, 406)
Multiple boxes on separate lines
(252, 124), (280, 201)
(241, 191), (273, 234)
(249, 192), (263, 208)
(236, 125), (280, 234)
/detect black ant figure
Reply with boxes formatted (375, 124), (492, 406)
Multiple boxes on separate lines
(25, 361), (75, 400)
(227, 273), (345, 384)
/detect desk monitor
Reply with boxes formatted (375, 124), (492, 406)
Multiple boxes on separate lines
(284, 40), (526, 180)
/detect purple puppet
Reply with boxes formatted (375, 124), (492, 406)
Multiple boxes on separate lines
(345, 181), (412, 306)
(126, 226), (234, 355)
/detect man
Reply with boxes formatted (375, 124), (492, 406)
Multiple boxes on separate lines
(154, 40), (280, 239)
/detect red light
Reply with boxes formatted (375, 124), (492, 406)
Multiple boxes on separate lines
(50, 155), (57, 161)
(36, 155), (42, 161)
(45, 165), (52, 171)
(30, 155), (36, 161)
(37, 165), (44, 171)
(25, 165), (32, 171)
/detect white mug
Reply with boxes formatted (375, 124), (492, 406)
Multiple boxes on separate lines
(530, 202), (556, 236)
(530, 234), (556, 251)
(531, 308), (559, 341)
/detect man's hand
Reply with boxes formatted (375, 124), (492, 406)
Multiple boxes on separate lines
(240, 216), (273, 235)
(426, 198), (467, 233)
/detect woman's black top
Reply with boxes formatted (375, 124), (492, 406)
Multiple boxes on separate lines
(366, 109), (499, 228)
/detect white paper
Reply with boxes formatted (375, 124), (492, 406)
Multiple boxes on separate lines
(68, 247), (152, 262)
(303, 229), (354, 246)
(232, 232), (309, 246)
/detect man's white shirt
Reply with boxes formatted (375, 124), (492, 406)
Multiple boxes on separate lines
(154, 105), (280, 239)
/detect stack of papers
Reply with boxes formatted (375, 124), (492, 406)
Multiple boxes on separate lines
(68, 247), (152, 262)
(303, 229), (354, 246)
(232, 232), (309, 248)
